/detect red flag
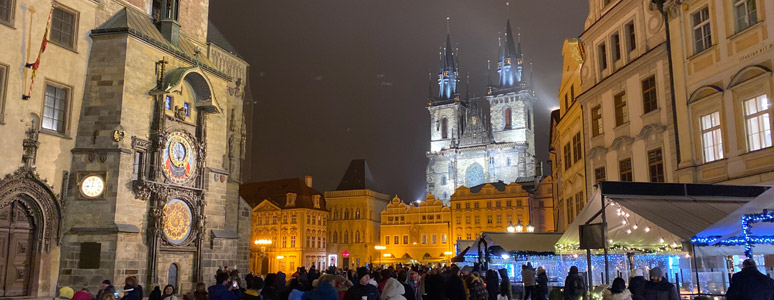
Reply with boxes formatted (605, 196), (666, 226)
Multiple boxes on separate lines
(23, 7), (52, 100)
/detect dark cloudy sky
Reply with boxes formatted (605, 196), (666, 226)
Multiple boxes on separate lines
(210, 1), (588, 201)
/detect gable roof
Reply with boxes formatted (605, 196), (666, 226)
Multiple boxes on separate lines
(336, 159), (380, 191)
(207, 23), (243, 58)
(240, 178), (327, 211)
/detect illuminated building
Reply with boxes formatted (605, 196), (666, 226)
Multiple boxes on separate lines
(450, 178), (554, 243)
(379, 195), (453, 264)
(426, 18), (538, 203)
(551, 38), (586, 232)
(241, 177), (328, 274)
(325, 159), (390, 269)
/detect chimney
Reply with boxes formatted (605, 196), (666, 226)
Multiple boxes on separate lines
(304, 176), (313, 188)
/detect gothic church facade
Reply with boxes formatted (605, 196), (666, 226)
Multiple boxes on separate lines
(426, 19), (537, 203)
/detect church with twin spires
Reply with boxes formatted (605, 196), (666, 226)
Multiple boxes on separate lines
(426, 18), (538, 203)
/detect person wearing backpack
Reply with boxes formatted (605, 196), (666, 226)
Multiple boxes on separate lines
(563, 267), (585, 300)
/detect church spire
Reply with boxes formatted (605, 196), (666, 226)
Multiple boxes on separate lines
(497, 17), (523, 89)
(437, 17), (459, 100)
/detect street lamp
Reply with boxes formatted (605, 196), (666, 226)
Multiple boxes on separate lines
(374, 245), (386, 266)
(515, 221), (524, 233)
(507, 222), (515, 233)
(526, 223), (535, 233)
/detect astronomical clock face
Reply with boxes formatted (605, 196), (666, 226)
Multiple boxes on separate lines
(162, 131), (197, 184)
(163, 199), (193, 245)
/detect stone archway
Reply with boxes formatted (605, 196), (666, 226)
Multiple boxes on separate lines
(0, 168), (62, 297)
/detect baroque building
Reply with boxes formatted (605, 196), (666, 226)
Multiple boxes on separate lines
(325, 160), (390, 269)
(426, 19), (537, 203)
(241, 177), (328, 275)
(665, 0), (774, 185)
(551, 39), (587, 232)
(0, 0), (251, 297)
(379, 195), (453, 264)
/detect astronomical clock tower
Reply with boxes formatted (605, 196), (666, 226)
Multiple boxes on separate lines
(56, 0), (251, 294)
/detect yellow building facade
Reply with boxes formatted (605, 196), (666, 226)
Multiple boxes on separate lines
(552, 39), (587, 232)
(241, 177), (328, 275)
(379, 195), (453, 264)
(450, 182), (532, 241)
(325, 159), (390, 269)
(665, 0), (774, 185)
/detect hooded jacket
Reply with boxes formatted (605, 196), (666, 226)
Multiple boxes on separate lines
(209, 284), (241, 300)
(726, 267), (774, 300)
(381, 278), (407, 300)
(603, 289), (632, 300)
(642, 279), (678, 300)
(302, 281), (338, 300)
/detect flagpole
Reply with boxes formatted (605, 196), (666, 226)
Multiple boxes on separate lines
(22, 6), (35, 100)
(23, 6), (52, 100)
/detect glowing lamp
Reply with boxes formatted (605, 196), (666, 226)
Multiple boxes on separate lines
(501, 254), (510, 260)
(254, 240), (259, 245)
(526, 223), (535, 233)
(383, 254), (391, 257)
(342, 251), (350, 258)
(444, 251), (453, 255)
(506, 222), (516, 233)
(515, 222), (524, 233)
(276, 255), (284, 259)
(374, 246), (386, 250)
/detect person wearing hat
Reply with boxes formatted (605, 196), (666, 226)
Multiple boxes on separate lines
(462, 266), (488, 300)
(627, 269), (646, 300)
(344, 267), (380, 300)
(535, 267), (548, 300)
(563, 266), (584, 300)
(96, 280), (117, 300)
(642, 267), (677, 300)
(521, 263), (536, 300)
(58, 286), (75, 300)
(726, 258), (774, 300)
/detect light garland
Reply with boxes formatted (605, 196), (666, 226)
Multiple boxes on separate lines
(690, 210), (774, 257)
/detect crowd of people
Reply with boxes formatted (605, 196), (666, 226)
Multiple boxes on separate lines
(52, 258), (774, 300)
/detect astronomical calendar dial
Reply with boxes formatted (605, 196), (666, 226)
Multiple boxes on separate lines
(162, 131), (197, 184)
(163, 199), (192, 244)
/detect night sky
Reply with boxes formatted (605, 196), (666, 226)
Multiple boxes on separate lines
(209, 1), (588, 201)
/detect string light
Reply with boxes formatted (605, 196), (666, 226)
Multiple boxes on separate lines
(645, 227), (651, 232)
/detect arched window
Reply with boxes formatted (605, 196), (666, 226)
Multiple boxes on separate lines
(343, 231), (349, 244)
(355, 208), (361, 219)
(332, 231), (338, 244)
(443, 192), (448, 199)
(442, 118), (449, 139)
(333, 209), (338, 220)
(441, 176), (447, 185)
(355, 231), (361, 243)
(504, 108), (512, 129)
(344, 209), (349, 220)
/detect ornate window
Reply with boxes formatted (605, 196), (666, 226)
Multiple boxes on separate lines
(648, 148), (665, 182)
(332, 232), (338, 244)
(700, 112), (724, 162)
(291, 236), (296, 247)
(591, 105), (603, 136)
(692, 7), (712, 54)
(291, 214), (297, 224)
(743, 95), (772, 151)
(504, 108), (512, 129)
(595, 167), (606, 183)
(343, 209), (349, 220)
(614, 92), (628, 126)
(619, 158), (633, 182)
(441, 117), (448, 139)
(734, 0), (757, 32)
(572, 132), (582, 162)
(355, 208), (360, 219)
(394, 235), (399, 245)
(642, 76), (658, 114)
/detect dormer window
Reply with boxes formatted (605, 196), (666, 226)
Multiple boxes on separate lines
(285, 193), (297, 207)
(313, 195), (321, 208)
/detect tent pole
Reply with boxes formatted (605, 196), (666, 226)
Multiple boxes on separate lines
(691, 244), (701, 295)
(602, 196), (610, 285)
(586, 248), (593, 294)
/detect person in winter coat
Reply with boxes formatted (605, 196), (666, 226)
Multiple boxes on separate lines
(243, 276), (264, 300)
(563, 266), (585, 300)
(446, 266), (467, 300)
(603, 278), (632, 300)
(522, 264), (536, 300)
(425, 270), (448, 300)
(627, 269), (646, 300)
(262, 274), (279, 300)
(72, 287), (93, 300)
(302, 281), (338, 300)
(149, 287), (162, 300)
(498, 269), (513, 300)
(209, 272), (242, 300)
(726, 259), (774, 300)
(58, 286), (75, 300)
(344, 267), (380, 300)
(381, 277), (407, 300)
(162, 285), (179, 300)
(535, 267), (548, 300)
(183, 282), (208, 300)
(121, 277), (144, 300)
(642, 268), (678, 300)
(96, 280), (117, 300)
(486, 270), (500, 300)
(398, 270), (417, 300)
(462, 268), (488, 300)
